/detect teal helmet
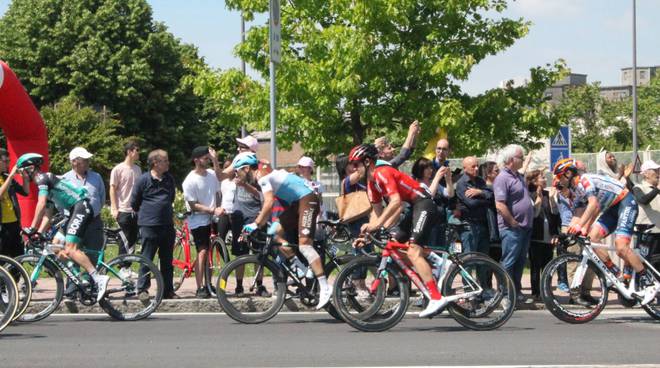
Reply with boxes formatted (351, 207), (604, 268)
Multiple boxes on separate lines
(232, 152), (258, 170)
(16, 153), (44, 169)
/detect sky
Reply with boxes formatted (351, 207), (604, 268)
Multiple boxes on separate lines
(1, 0), (660, 95)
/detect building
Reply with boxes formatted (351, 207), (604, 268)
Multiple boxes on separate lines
(599, 85), (633, 101)
(620, 66), (659, 86)
(252, 131), (305, 169)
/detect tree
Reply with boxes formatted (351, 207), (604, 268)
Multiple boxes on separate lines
(0, 0), (209, 180)
(41, 97), (123, 178)
(224, 0), (566, 162)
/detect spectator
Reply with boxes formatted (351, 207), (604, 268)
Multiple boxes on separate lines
(109, 141), (141, 259)
(182, 146), (223, 298)
(493, 144), (534, 305)
(374, 120), (420, 168)
(411, 157), (454, 249)
(526, 170), (561, 301)
(430, 138), (456, 245)
(455, 157), (492, 256)
(633, 160), (659, 255)
(131, 149), (178, 299)
(0, 148), (29, 258)
(479, 161), (501, 248)
(217, 160), (234, 247)
(597, 150), (624, 181)
(431, 138), (451, 174)
(236, 135), (259, 154)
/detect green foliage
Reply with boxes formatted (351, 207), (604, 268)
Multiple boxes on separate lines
(555, 78), (660, 153)
(40, 97), (123, 178)
(0, 0), (209, 180)
(222, 0), (566, 162)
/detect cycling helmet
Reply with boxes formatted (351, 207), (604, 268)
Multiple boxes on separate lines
(232, 152), (258, 169)
(348, 144), (378, 163)
(553, 157), (578, 178)
(16, 153), (44, 169)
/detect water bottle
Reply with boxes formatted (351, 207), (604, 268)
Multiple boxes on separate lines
(290, 257), (307, 279)
(426, 252), (444, 280)
(623, 266), (633, 281)
(304, 267), (314, 280)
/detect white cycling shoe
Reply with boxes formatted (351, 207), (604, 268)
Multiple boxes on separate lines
(95, 275), (110, 303)
(316, 285), (333, 310)
(640, 281), (660, 306)
(419, 297), (450, 318)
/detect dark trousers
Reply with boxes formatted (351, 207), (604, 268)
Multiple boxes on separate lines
(138, 225), (175, 294)
(0, 221), (23, 258)
(116, 211), (139, 255)
(528, 241), (554, 296)
(216, 213), (231, 240)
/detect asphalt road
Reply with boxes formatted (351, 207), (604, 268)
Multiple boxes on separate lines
(1, 311), (658, 367)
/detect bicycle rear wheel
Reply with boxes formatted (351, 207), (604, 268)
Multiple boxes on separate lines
(332, 256), (409, 332)
(206, 238), (230, 297)
(15, 254), (64, 322)
(98, 254), (164, 321)
(641, 254), (660, 320)
(540, 254), (608, 324)
(442, 253), (516, 331)
(216, 255), (286, 324)
(0, 255), (32, 321)
(0, 266), (18, 333)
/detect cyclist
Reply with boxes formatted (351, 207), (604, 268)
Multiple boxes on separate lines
(348, 144), (448, 317)
(232, 152), (332, 309)
(17, 153), (109, 302)
(554, 158), (660, 305)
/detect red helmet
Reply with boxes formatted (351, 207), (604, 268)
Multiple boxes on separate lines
(553, 158), (578, 178)
(348, 144), (378, 163)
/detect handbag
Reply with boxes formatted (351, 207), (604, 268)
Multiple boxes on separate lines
(486, 206), (501, 244)
(335, 180), (371, 223)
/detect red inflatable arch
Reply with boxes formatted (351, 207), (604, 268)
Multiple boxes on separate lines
(0, 61), (50, 227)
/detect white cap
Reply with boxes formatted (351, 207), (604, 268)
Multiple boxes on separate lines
(69, 147), (93, 161)
(640, 160), (660, 172)
(297, 156), (314, 168)
(236, 135), (259, 152)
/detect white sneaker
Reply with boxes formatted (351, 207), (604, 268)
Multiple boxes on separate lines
(640, 281), (660, 306)
(94, 275), (110, 303)
(316, 285), (333, 310)
(119, 267), (137, 280)
(419, 298), (450, 318)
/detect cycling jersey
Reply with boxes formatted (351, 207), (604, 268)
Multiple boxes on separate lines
(572, 174), (627, 212)
(257, 169), (313, 206)
(367, 163), (429, 204)
(36, 172), (88, 212)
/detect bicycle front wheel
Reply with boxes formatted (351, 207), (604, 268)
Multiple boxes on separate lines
(206, 238), (230, 298)
(216, 255), (286, 324)
(540, 253), (608, 324)
(332, 256), (409, 332)
(0, 266), (18, 333)
(171, 237), (189, 292)
(0, 255), (32, 321)
(442, 253), (516, 331)
(15, 254), (64, 322)
(98, 254), (164, 321)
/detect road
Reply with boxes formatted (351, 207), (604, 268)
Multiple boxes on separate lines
(1, 311), (658, 367)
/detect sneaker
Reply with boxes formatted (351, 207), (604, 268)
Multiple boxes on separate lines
(138, 291), (150, 303)
(419, 298), (450, 318)
(235, 286), (244, 296)
(163, 292), (181, 300)
(481, 288), (497, 301)
(557, 282), (570, 293)
(356, 288), (372, 301)
(196, 287), (210, 299)
(315, 285), (333, 310)
(255, 285), (271, 297)
(119, 267), (138, 280)
(94, 275), (110, 302)
(640, 281), (660, 306)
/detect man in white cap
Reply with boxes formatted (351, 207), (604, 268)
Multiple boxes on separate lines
(62, 146), (106, 301)
(236, 135), (259, 153)
(633, 160), (660, 255)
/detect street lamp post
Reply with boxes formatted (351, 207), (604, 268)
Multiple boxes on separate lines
(241, 13), (246, 138)
(632, 0), (638, 167)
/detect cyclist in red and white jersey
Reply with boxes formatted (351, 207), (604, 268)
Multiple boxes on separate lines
(349, 144), (449, 317)
(554, 158), (659, 305)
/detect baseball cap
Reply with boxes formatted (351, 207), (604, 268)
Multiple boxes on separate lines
(640, 160), (660, 172)
(297, 156), (314, 168)
(69, 147), (93, 161)
(191, 146), (209, 160)
(236, 135), (258, 152)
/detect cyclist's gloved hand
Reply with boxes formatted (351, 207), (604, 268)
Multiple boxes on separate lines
(242, 222), (258, 234)
(22, 226), (37, 236)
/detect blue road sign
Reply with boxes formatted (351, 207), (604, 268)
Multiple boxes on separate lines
(549, 125), (571, 170)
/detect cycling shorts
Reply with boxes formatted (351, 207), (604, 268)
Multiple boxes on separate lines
(391, 197), (437, 246)
(271, 193), (319, 246)
(58, 200), (93, 245)
(594, 192), (638, 240)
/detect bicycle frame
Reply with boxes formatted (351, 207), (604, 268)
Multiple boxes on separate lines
(172, 219), (194, 277)
(572, 238), (660, 301)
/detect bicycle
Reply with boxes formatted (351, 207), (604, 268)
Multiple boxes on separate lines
(216, 226), (354, 324)
(0, 254), (32, 321)
(331, 227), (516, 332)
(16, 230), (164, 322)
(171, 212), (230, 297)
(541, 232), (660, 324)
(0, 265), (19, 333)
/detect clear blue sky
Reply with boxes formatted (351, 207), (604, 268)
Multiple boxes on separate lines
(2, 0), (659, 95)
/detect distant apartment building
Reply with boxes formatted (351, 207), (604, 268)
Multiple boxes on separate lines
(621, 66), (658, 86)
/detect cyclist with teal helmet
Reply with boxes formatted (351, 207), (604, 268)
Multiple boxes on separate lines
(17, 153), (109, 302)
